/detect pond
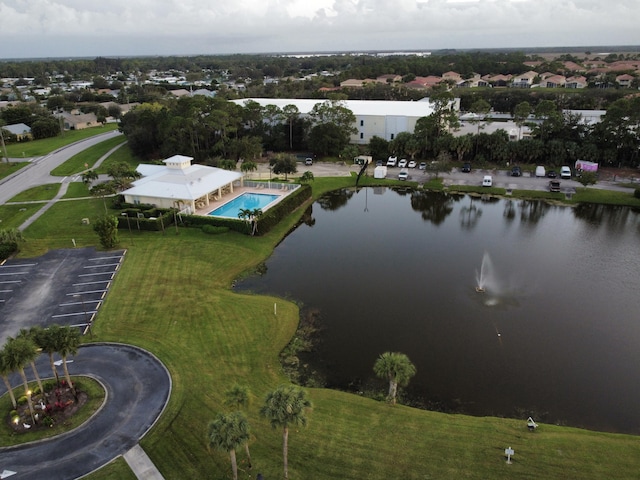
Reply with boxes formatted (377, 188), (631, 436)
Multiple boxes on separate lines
(236, 187), (640, 434)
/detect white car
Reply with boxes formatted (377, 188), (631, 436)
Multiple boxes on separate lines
(408, 160), (417, 168)
(398, 169), (409, 181)
(419, 162), (427, 170)
(560, 166), (571, 179)
(386, 156), (398, 167)
(398, 159), (408, 168)
(482, 175), (493, 187)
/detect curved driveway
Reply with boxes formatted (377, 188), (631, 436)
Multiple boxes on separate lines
(0, 130), (122, 205)
(0, 343), (171, 480)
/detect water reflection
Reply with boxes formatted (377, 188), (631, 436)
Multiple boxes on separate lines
(237, 188), (640, 434)
(410, 190), (456, 225)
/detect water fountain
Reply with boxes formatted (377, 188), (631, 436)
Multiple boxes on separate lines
(475, 252), (495, 293)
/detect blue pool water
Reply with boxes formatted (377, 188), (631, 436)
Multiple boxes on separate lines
(209, 192), (280, 218)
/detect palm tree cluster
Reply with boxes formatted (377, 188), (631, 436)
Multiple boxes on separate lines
(0, 325), (81, 427)
(207, 384), (312, 480)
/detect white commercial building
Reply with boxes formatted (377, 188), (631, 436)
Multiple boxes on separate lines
(231, 98), (459, 145)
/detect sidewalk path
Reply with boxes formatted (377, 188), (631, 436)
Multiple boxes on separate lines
(124, 444), (166, 480)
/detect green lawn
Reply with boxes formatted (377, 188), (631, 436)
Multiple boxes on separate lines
(7, 184), (61, 202)
(4, 124), (119, 158)
(62, 182), (92, 199)
(0, 203), (43, 230)
(4, 176), (640, 479)
(94, 142), (140, 174)
(50, 135), (128, 176)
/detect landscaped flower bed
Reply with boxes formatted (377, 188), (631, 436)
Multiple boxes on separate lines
(6, 379), (88, 433)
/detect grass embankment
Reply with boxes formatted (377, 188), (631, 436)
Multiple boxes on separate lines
(7, 184), (62, 203)
(5, 169), (640, 479)
(50, 135), (127, 176)
(0, 161), (29, 181)
(0, 376), (105, 446)
(4, 124), (119, 159)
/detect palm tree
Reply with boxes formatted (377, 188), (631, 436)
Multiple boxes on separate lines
(224, 384), (252, 469)
(81, 169), (99, 188)
(17, 329), (44, 394)
(4, 337), (38, 423)
(207, 411), (250, 480)
(53, 326), (81, 396)
(373, 352), (417, 405)
(260, 385), (312, 480)
(0, 345), (18, 409)
(31, 325), (61, 386)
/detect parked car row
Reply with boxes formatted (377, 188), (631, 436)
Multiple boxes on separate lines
(386, 156), (421, 169)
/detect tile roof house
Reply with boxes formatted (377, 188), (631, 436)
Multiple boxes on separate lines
(616, 74), (635, 87)
(540, 75), (566, 88)
(511, 71), (538, 88)
(405, 76), (442, 89)
(565, 76), (588, 89)
(376, 74), (402, 84)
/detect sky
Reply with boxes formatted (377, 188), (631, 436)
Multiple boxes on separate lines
(0, 0), (638, 59)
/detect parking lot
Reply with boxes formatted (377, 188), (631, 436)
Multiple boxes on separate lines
(0, 247), (126, 344)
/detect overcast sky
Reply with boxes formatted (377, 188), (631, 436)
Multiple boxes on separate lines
(0, 0), (638, 59)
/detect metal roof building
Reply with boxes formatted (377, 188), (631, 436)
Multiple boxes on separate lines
(122, 155), (243, 213)
(231, 98), (455, 145)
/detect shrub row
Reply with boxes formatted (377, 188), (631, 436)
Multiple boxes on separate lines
(117, 209), (174, 232)
(0, 242), (18, 261)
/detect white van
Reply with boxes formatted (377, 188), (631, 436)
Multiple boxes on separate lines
(386, 156), (398, 167)
(535, 166), (546, 177)
(560, 166), (571, 179)
(482, 175), (493, 187)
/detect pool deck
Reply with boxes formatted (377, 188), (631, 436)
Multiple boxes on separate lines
(194, 184), (292, 216)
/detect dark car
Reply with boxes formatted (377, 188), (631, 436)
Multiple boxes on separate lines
(511, 166), (522, 177)
(546, 170), (558, 178)
(461, 163), (471, 173)
(549, 180), (561, 192)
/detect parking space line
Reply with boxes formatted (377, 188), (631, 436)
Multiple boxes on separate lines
(79, 272), (114, 277)
(66, 289), (108, 295)
(89, 256), (124, 261)
(0, 289), (13, 293)
(0, 272), (29, 276)
(73, 280), (110, 286)
(0, 263), (36, 267)
(59, 300), (102, 307)
(84, 263), (121, 268)
(0, 280), (21, 284)
(52, 311), (97, 318)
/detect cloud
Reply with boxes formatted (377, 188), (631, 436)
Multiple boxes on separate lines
(0, 0), (638, 58)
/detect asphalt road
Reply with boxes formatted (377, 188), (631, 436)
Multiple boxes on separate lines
(0, 343), (171, 480)
(0, 130), (122, 205)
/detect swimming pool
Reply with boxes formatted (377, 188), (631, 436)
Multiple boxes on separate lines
(208, 192), (280, 218)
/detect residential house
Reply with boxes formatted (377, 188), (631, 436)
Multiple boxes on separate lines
(511, 71), (538, 88)
(405, 76), (442, 89)
(485, 74), (512, 87)
(442, 71), (462, 84)
(376, 74), (402, 84)
(339, 78), (375, 88)
(616, 74), (635, 88)
(2, 123), (32, 141)
(565, 76), (588, 89)
(540, 75), (566, 88)
(56, 111), (99, 130)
